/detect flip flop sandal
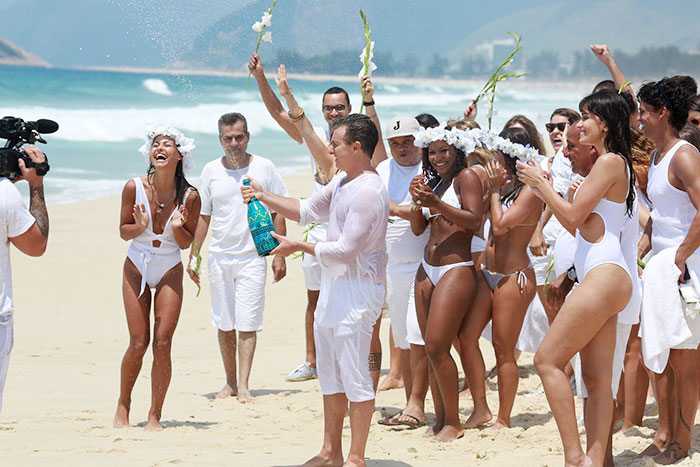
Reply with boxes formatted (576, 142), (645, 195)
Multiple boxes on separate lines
(378, 410), (404, 426)
(396, 414), (426, 429)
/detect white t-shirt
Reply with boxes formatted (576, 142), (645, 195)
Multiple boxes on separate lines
(0, 179), (36, 319)
(550, 147), (582, 201)
(199, 155), (288, 258)
(375, 158), (429, 265)
(299, 172), (389, 327)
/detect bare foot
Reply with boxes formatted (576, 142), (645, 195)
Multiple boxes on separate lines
(215, 383), (236, 399)
(434, 425), (464, 443)
(113, 404), (130, 428)
(653, 442), (687, 465)
(564, 455), (593, 467)
(637, 440), (665, 458)
(301, 451), (344, 467)
(463, 409), (492, 429)
(377, 375), (404, 391)
(237, 387), (255, 403)
(344, 458), (366, 467)
(489, 420), (510, 430)
(144, 415), (163, 432)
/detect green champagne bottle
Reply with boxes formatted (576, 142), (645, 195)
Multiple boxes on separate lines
(243, 178), (279, 256)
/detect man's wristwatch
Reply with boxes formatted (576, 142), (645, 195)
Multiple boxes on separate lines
(566, 265), (578, 283)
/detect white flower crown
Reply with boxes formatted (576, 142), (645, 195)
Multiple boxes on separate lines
(412, 126), (541, 163)
(138, 124), (196, 174)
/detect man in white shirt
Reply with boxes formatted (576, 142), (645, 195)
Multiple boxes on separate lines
(375, 115), (431, 426)
(241, 114), (389, 467)
(248, 53), (387, 382)
(186, 112), (287, 403)
(0, 146), (49, 411)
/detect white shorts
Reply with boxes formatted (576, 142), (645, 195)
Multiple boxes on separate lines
(314, 313), (376, 402)
(0, 319), (14, 412)
(302, 223), (326, 291)
(208, 254), (267, 332)
(574, 322), (632, 400)
(386, 262), (420, 350)
(406, 274), (424, 346)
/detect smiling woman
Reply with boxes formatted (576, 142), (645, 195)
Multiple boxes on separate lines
(114, 125), (201, 432)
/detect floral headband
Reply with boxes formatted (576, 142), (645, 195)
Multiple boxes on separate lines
(412, 126), (540, 163)
(138, 124), (196, 174)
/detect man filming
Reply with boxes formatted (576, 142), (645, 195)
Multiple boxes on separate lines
(0, 146), (49, 411)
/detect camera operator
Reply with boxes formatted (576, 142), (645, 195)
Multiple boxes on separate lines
(0, 145), (48, 411)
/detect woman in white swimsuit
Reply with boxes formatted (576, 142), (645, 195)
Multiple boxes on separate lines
(408, 125), (485, 442)
(518, 90), (635, 466)
(114, 126), (201, 431)
(480, 126), (543, 430)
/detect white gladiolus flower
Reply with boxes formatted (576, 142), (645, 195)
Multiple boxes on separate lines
(261, 11), (272, 27)
(358, 41), (377, 78)
(262, 31), (272, 43)
(252, 21), (264, 32)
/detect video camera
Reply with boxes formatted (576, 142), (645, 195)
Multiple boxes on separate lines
(0, 116), (58, 180)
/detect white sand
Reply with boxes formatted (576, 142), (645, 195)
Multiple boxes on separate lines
(2, 170), (699, 466)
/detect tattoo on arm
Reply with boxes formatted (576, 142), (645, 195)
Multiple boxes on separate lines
(29, 185), (49, 238)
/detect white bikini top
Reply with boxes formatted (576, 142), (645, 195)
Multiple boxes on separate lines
(422, 179), (461, 220)
(131, 177), (192, 254)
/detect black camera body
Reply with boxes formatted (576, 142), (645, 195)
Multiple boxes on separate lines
(0, 116), (58, 180)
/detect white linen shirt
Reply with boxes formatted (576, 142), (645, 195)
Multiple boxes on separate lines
(299, 172), (389, 327)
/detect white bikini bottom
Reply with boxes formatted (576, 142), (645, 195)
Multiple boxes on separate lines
(127, 243), (182, 298)
(421, 258), (474, 287)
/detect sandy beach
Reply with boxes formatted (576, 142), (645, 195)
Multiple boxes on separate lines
(2, 169), (700, 466)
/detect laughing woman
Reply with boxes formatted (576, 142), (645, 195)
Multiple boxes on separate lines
(409, 125), (484, 442)
(113, 126), (200, 431)
(517, 90), (635, 466)
(481, 127), (543, 430)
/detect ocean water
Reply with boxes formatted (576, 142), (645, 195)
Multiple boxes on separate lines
(0, 66), (589, 204)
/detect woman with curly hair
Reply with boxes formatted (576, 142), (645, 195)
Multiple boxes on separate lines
(409, 125), (485, 441)
(113, 126), (200, 431)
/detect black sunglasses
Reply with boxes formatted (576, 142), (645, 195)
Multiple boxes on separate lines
(545, 122), (567, 133)
(322, 104), (347, 113)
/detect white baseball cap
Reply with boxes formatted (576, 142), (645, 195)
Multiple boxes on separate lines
(385, 115), (420, 139)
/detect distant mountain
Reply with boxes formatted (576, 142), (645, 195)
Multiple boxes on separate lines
(447, 0), (700, 62)
(0, 37), (49, 66)
(0, 0), (697, 73)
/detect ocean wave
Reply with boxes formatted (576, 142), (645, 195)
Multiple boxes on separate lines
(143, 79), (173, 96)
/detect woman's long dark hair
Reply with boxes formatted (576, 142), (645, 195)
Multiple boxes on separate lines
(421, 125), (468, 188)
(498, 126), (531, 206)
(147, 155), (196, 207)
(579, 89), (636, 216)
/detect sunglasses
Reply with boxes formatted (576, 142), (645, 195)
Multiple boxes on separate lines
(689, 118), (700, 126)
(322, 104), (347, 113)
(545, 122), (567, 133)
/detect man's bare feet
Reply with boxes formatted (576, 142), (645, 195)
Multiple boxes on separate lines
(237, 386), (255, 403)
(434, 425), (464, 442)
(344, 456), (366, 467)
(215, 383), (236, 399)
(377, 375), (404, 391)
(113, 404), (130, 428)
(144, 414), (163, 432)
(653, 441), (688, 465)
(301, 451), (344, 467)
(463, 409), (492, 429)
(564, 454), (593, 467)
